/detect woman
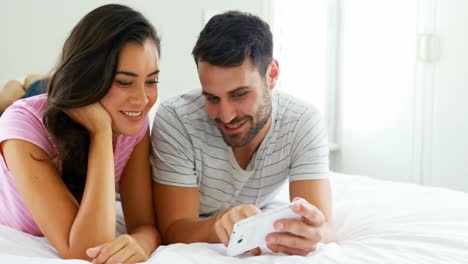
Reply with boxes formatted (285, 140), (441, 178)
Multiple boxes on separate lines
(0, 4), (161, 263)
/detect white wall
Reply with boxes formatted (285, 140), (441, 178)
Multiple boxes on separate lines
(331, 0), (468, 193)
(0, 0), (270, 105)
(5, 1), (468, 192)
(331, 0), (419, 183)
(420, 0), (468, 191)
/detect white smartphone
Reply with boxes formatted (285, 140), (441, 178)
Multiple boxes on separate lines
(226, 203), (301, 256)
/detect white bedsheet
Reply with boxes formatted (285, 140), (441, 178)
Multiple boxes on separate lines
(1, 172), (468, 263)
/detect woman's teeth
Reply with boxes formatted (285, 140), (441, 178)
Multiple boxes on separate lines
(122, 111), (142, 117)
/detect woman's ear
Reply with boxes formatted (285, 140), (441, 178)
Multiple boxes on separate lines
(267, 59), (280, 90)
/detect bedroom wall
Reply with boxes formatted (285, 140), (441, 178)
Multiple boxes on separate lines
(330, 0), (418, 183)
(4, 1), (467, 193)
(331, 0), (468, 193)
(0, 0), (271, 117)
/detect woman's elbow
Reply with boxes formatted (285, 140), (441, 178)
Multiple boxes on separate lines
(58, 235), (115, 261)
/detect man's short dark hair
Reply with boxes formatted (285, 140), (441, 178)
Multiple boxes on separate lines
(192, 10), (273, 76)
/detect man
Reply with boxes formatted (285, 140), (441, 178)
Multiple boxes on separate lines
(151, 11), (335, 256)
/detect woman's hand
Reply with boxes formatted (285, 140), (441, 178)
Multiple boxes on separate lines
(65, 102), (112, 135)
(86, 234), (149, 264)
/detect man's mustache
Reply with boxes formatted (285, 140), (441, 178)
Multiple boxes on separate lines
(215, 116), (251, 126)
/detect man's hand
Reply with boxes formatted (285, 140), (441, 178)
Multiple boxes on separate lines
(214, 204), (261, 246)
(265, 197), (327, 256)
(86, 234), (149, 264)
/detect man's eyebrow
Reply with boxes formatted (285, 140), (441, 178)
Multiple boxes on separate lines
(115, 69), (160, 77)
(202, 87), (249, 97)
(228, 86), (249, 95)
(202, 91), (216, 97)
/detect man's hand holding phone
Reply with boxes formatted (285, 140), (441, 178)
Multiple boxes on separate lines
(265, 197), (326, 256)
(223, 198), (327, 257)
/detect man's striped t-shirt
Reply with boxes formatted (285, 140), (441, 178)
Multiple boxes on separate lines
(151, 90), (329, 216)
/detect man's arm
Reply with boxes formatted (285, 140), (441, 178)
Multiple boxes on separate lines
(264, 102), (335, 255)
(151, 100), (262, 246)
(153, 182), (261, 245)
(150, 100), (220, 244)
(153, 182), (216, 244)
(264, 180), (336, 255)
(289, 179), (336, 243)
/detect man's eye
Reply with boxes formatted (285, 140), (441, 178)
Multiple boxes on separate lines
(207, 96), (219, 103)
(234, 91), (247, 97)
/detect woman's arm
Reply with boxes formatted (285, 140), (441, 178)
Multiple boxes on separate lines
(119, 130), (160, 255)
(85, 130), (160, 264)
(2, 128), (116, 260)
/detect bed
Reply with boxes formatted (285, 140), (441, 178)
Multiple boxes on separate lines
(1, 172), (467, 263)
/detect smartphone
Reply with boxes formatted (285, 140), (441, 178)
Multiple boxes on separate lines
(226, 203), (301, 256)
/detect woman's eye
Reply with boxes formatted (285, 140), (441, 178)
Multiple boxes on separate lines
(146, 79), (159, 85)
(115, 80), (132, 86)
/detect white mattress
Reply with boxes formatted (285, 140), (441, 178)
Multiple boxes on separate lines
(1, 172), (468, 263)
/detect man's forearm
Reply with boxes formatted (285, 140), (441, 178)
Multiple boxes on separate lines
(163, 214), (221, 244)
(130, 225), (161, 256)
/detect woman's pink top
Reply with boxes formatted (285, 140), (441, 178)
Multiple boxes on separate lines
(0, 94), (148, 236)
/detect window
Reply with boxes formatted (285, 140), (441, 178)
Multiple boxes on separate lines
(271, 0), (339, 149)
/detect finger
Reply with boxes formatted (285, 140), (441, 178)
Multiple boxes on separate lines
(228, 205), (261, 241)
(230, 204), (260, 224)
(242, 204), (262, 217)
(266, 233), (318, 252)
(290, 198), (325, 226)
(249, 247), (262, 256)
(292, 197), (302, 202)
(123, 253), (145, 264)
(267, 243), (310, 256)
(274, 219), (323, 241)
(223, 220), (235, 245)
(215, 220), (230, 246)
(94, 236), (128, 264)
(220, 231), (230, 246)
(87, 244), (104, 259)
(105, 247), (135, 264)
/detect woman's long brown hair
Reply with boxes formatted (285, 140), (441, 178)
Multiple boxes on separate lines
(43, 4), (160, 202)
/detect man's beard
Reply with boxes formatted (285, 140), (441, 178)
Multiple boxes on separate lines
(216, 91), (272, 148)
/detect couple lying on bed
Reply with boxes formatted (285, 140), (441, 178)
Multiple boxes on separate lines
(0, 4), (335, 263)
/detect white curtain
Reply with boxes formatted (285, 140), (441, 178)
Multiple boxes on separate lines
(271, 0), (338, 146)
